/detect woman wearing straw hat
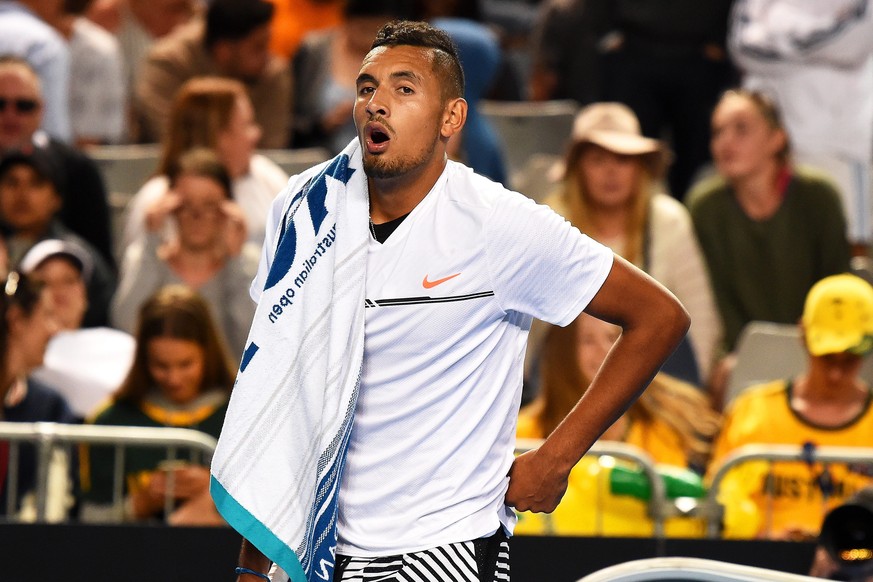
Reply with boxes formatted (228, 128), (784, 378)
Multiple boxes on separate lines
(543, 102), (721, 384)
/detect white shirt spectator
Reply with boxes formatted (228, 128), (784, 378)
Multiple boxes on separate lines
(730, 0), (873, 244)
(69, 17), (126, 144)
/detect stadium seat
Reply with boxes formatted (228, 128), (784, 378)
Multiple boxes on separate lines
(88, 144), (162, 197)
(726, 321), (873, 405)
(259, 147), (331, 177)
(480, 99), (578, 189)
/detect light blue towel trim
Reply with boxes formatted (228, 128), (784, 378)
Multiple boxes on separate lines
(211, 475), (306, 582)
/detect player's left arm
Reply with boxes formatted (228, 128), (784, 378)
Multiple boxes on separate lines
(506, 255), (690, 512)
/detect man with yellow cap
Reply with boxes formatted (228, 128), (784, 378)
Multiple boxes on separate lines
(709, 273), (873, 540)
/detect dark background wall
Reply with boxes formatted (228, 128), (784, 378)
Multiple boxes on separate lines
(0, 524), (816, 582)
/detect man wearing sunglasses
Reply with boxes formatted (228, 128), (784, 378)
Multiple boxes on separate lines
(0, 58), (43, 151)
(0, 56), (114, 269)
(0, 0), (71, 143)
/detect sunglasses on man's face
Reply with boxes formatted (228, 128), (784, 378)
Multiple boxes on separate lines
(0, 98), (39, 114)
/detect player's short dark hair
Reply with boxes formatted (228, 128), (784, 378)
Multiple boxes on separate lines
(371, 20), (465, 100)
(205, 0), (274, 50)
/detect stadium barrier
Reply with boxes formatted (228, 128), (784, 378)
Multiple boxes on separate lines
(577, 556), (820, 581)
(0, 421), (216, 523)
(703, 444), (873, 538)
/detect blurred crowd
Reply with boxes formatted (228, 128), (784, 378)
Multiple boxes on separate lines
(0, 0), (872, 564)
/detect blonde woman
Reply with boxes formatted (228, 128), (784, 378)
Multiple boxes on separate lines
(519, 314), (720, 471)
(122, 76), (288, 250)
(516, 314), (721, 537)
(545, 102), (721, 382)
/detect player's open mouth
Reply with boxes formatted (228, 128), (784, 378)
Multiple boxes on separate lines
(365, 123), (391, 153)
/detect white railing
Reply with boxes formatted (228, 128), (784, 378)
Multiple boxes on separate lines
(516, 439), (672, 538)
(703, 444), (873, 538)
(0, 421), (216, 523)
(16, 428), (865, 537)
(577, 557), (821, 581)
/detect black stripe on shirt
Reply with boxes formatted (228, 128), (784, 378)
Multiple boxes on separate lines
(364, 291), (495, 308)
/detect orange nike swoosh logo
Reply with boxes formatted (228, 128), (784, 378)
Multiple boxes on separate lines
(422, 272), (461, 289)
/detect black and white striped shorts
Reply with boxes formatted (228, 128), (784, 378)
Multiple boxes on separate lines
(334, 530), (510, 582)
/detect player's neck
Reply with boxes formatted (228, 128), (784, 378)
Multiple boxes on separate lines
(368, 158), (446, 223)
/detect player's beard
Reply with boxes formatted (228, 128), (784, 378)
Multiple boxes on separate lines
(362, 137), (438, 180)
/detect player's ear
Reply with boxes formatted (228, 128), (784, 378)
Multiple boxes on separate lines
(441, 97), (467, 139)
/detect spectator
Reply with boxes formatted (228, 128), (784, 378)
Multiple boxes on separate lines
(113, 148), (258, 362)
(432, 16), (508, 184)
(0, 149), (116, 327)
(0, 0), (71, 142)
(0, 269), (76, 522)
(0, 57), (115, 267)
(50, 0), (127, 146)
(81, 284), (233, 525)
(134, 0), (292, 148)
(729, 0), (873, 256)
(520, 314), (720, 470)
(122, 76), (288, 251)
(408, 1), (510, 183)
(293, 0), (406, 155)
(86, 0), (198, 93)
(544, 102), (721, 382)
(710, 274), (873, 540)
(598, 0), (735, 198)
(810, 486), (873, 581)
(419, 0), (527, 103)
(21, 239), (135, 420)
(687, 90), (851, 406)
(516, 313), (720, 536)
(528, 0), (610, 104)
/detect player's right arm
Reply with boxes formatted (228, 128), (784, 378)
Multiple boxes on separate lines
(235, 538), (272, 581)
(506, 255), (690, 512)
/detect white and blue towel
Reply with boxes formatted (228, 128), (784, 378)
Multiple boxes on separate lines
(211, 139), (368, 582)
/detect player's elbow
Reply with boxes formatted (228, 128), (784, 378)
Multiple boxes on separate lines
(659, 292), (691, 346)
(619, 285), (689, 353)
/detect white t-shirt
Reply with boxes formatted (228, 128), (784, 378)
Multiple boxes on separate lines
(253, 160), (613, 556)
